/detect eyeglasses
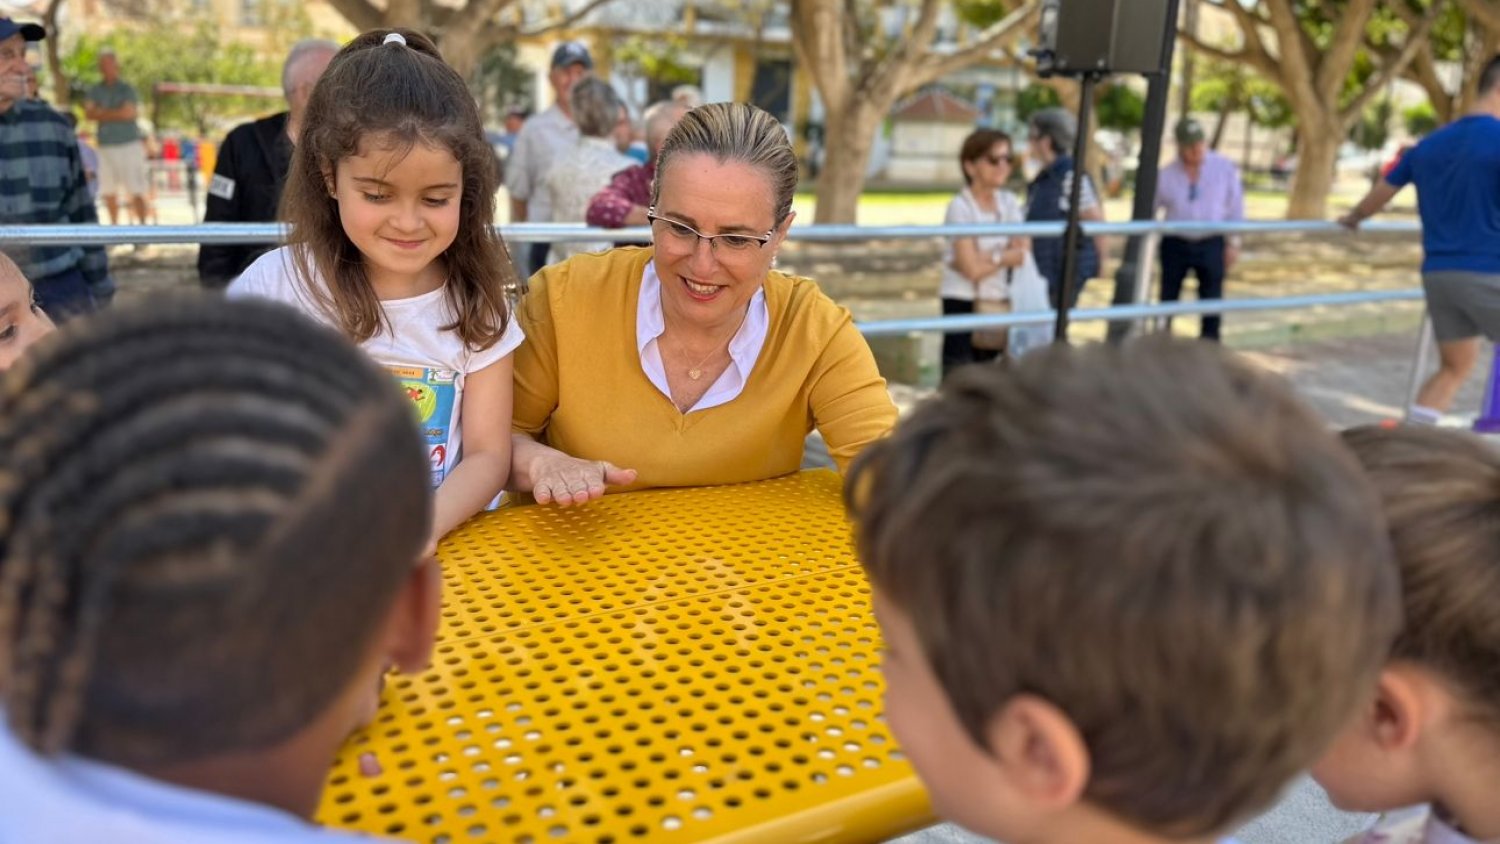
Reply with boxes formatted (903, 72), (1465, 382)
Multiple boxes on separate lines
(647, 208), (775, 254)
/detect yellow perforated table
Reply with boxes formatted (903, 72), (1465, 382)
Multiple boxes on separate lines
(318, 470), (934, 844)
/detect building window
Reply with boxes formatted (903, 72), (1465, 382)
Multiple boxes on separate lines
(240, 0), (263, 26)
(750, 59), (791, 124)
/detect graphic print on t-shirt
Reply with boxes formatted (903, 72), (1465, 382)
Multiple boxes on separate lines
(389, 365), (458, 487)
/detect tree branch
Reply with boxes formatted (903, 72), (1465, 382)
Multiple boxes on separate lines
(1177, 30), (1279, 81)
(911, 1), (1038, 88)
(321, 0), (383, 32)
(790, 0), (851, 110)
(1342, 4), (1439, 125)
(1461, 0), (1500, 33)
(1259, 0), (1321, 110)
(1317, 0), (1378, 103)
(518, 0), (616, 37)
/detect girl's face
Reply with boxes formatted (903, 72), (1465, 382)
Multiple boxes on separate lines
(329, 139), (463, 294)
(0, 269), (54, 371)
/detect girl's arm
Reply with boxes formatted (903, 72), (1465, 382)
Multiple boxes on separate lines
(431, 356), (514, 547)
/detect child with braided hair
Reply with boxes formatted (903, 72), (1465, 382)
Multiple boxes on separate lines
(0, 295), (440, 842)
(0, 251), (54, 371)
(230, 28), (522, 550)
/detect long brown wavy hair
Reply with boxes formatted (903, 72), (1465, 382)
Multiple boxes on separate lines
(279, 28), (513, 350)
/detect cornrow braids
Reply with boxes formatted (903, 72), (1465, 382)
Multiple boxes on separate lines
(0, 294), (430, 767)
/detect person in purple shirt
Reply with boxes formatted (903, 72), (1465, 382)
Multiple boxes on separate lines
(1154, 118), (1244, 342)
(1341, 55), (1500, 423)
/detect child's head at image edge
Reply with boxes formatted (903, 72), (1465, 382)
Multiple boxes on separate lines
(1314, 425), (1500, 838)
(846, 338), (1402, 844)
(0, 295), (437, 809)
(0, 251), (54, 372)
(281, 28), (514, 350)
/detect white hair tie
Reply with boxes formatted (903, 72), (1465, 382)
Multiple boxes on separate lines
(383, 32), (406, 46)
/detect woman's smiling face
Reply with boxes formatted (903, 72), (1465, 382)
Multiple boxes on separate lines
(649, 153), (793, 329)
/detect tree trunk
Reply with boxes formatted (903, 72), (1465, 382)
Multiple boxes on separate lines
(812, 104), (878, 224)
(440, 29), (487, 82)
(42, 0), (68, 106)
(1286, 119), (1341, 219)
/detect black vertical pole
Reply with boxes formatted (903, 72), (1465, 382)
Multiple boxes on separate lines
(1053, 71), (1099, 345)
(1106, 0), (1182, 343)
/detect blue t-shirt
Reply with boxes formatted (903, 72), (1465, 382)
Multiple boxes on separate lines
(1385, 115), (1500, 274)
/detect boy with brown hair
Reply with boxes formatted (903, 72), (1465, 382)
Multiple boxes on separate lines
(846, 338), (1403, 844)
(1314, 425), (1500, 843)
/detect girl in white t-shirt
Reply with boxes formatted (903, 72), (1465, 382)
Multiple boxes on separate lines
(231, 29), (523, 550)
(940, 129), (1031, 378)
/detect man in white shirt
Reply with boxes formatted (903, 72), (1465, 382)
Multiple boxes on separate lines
(505, 41), (592, 276)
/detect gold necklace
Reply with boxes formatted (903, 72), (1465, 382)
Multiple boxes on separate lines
(674, 310), (748, 381)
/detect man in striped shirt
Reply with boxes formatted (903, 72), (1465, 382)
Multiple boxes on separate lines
(0, 18), (109, 320)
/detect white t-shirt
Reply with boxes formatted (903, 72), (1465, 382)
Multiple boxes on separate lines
(0, 724), (376, 844)
(940, 187), (1026, 302)
(228, 247), (525, 487)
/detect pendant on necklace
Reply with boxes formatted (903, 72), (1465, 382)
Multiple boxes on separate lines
(688, 369), (703, 380)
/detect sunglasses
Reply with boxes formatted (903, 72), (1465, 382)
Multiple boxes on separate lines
(978, 153), (1012, 166)
(1189, 183), (1199, 202)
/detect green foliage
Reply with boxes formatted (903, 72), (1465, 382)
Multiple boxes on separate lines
(1189, 56), (1292, 130)
(1016, 83), (1061, 121)
(953, 0), (1020, 29)
(1095, 82), (1144, 131)
(472, 42), (531, 121)
(64, 13), (288, 136)
(1403, 101), (1439, 136)
(615, 34), (700, 90)
(1350, 97), (1393, 150)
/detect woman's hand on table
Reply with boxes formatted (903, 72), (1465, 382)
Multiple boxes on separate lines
(532, 453), (638, 506)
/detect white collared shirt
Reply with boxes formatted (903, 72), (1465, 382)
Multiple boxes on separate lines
(637, 260), (769, 413)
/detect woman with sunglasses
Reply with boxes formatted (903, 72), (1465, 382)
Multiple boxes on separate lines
(940, 129), (1032, 377)
(508, 102), (898, 506)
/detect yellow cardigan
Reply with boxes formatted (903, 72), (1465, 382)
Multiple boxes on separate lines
(512, 247), (898, 491)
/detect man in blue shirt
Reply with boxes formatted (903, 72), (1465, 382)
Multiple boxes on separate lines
(1341, 54), (1500, 422)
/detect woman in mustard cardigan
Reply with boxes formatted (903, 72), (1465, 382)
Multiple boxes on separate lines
(509, 102), (898, 506)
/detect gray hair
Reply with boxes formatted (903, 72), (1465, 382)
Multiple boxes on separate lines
(282, 38), (340, 97)
(652, 102), (798, 224)
(1029, 107), (1076, 155)
(569, 76), (623, 138)
(642, 100), (688, 156)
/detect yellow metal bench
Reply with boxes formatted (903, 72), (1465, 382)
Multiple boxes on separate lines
(318, 470), (933, 844)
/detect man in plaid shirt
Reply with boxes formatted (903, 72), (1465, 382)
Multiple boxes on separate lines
(0, 18), (110, 320)
(585, 100), (687, 231)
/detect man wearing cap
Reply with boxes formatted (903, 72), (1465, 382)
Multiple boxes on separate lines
(1025, 107), (1107, 309)
(0, 18), (110, 319)
(1153, 117), (1244, 342)
(505, 40), (592, 277)
(198, 38), (338, 289)
(85, 49), (149, 226)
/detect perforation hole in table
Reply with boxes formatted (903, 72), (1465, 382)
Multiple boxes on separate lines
(434, 472), (859, 643)
(319, 472), (930, 843)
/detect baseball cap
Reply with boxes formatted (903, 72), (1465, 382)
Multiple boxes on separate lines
(0, 19), (46, 41)
(1175, 117), (1206, 145)
(550, 41), (593, 70)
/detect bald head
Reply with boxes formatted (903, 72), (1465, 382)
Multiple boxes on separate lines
(282, 39), (338, 117)
(644, 100), (689, 159)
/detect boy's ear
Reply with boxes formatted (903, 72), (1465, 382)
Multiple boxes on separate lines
(385, 556), (442, 675)
(1367, 664), (1429, 751)
(984, 694), (1090, 810)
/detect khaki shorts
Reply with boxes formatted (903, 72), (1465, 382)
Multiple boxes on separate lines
(98, 142), (149, 197)
(1423, 271), (1500, 342)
